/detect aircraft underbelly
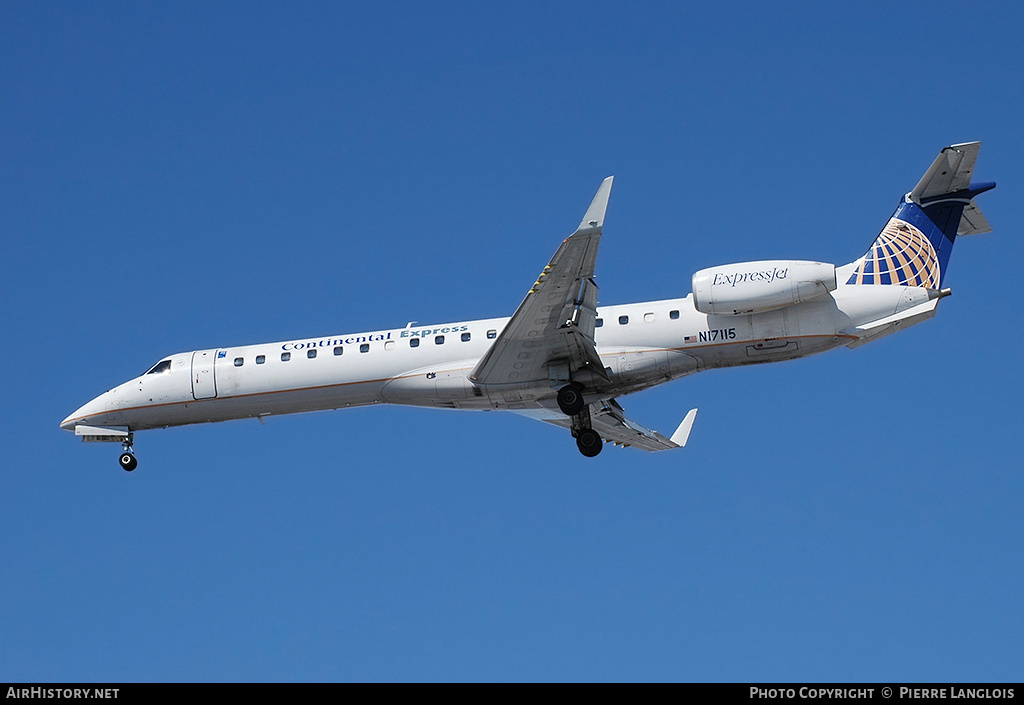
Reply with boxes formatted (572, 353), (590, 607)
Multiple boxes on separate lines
(121, 380), (387, 429)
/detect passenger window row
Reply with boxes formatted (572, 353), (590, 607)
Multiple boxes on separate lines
(230, 328), (496, 366)
(595, 310), (680, 327)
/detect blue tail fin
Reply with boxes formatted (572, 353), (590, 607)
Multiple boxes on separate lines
(846, 142), (995, 289)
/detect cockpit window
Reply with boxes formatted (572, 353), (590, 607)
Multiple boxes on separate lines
(145, 360), (172, 375)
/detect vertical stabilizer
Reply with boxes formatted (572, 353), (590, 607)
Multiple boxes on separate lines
(846, 142), (994, 289)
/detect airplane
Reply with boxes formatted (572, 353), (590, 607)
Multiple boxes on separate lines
(62, 142), (995, 470)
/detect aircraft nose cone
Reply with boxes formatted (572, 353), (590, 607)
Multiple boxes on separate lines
(61, 393), (107, 432)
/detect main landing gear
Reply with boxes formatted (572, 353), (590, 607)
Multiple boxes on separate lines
(575, 428), (602, 457)
(118, 434), (138, 472)
(557, 382), (586, 416)
(558, 382), (603, 458)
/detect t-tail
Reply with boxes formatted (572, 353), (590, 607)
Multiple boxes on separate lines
(846, 142), (995, 289)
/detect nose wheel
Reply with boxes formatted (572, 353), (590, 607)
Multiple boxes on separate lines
(119, 434), (138, 471)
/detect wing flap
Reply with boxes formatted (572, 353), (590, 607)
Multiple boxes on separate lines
(518, 399), (697, 452)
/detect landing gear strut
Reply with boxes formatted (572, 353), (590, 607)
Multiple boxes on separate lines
(569, 403), (603, 457)
(118, 434), (137, 472)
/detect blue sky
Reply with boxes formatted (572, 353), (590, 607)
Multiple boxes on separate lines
(2, 2), (1022, 682)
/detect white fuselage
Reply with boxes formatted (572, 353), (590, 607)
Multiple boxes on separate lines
(60, 281), (934, 434)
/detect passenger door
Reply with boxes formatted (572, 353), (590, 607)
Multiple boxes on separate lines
(191, 350), (219, 400)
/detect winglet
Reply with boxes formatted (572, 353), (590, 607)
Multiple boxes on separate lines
(669, 409), (698, 447)
(575, 176), (614, 234)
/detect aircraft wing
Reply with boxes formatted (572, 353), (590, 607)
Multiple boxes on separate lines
(469, 177), (614, 387)
(514, 400), (698, 452)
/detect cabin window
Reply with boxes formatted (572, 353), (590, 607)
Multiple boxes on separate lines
(234, 357), (244, 367)
(333, 346), (343, 356)
(461, 332), (471, 342)
(669, 310), (680, 320)
(145, 360), (172, 375)
(644, 313), (655, 323)
(619, 315), (629, 325)
(385, 340), (396, 351)
(360, 343), (370, 353)
(307, 349), (317, 359)
(256, 355), (265, 364)
(435, 335), (445, 345)
(281, 352), (291, 362)
(487, 329), (497, 339)
(595, 318), (603, 328)
(410, 338), (420, 348)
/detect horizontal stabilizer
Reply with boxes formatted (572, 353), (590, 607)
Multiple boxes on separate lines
(958, 199), (992, 235)
(911, 142), (980, 201)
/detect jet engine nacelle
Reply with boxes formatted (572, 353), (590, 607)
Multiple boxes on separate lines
(692, 260), (837, 316)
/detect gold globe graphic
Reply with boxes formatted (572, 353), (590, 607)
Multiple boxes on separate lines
(848, 218), (940, 288)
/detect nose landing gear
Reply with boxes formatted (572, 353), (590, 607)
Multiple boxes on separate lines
(118, 434), (137, 471)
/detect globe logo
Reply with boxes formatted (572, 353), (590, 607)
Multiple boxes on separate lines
(847, 218), (940, 288)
